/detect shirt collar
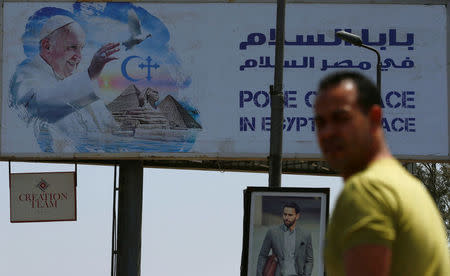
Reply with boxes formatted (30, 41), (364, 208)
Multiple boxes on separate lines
(282, 224), (296, 233)
(35, 54), (65, 80)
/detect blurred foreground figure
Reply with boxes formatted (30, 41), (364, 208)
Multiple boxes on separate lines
(314, 71), (449, 276)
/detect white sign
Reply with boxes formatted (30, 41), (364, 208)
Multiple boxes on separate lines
(10, 172), (76, 222)
(1, 3), (448, 160)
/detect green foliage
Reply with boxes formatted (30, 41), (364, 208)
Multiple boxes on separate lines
(412, 163), (449, 240)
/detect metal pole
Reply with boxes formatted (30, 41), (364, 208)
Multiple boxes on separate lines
(361, 44), (381, 96)
(111, 164), (118, 276)
(116, 161), (144, 276)
(268, 0), (286, 188)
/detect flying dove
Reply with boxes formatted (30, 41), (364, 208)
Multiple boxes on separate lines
(122, 9), (152, 51)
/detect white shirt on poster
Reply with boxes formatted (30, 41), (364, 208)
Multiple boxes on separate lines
(9, 54), (117, 152)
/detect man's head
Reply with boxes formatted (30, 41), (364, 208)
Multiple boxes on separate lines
(282, 202), (300, 229)
(39, 16), (86, 79)
(314, 71), (384, 179)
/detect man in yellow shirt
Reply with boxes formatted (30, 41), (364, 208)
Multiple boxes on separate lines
(313, 71), (449, 276)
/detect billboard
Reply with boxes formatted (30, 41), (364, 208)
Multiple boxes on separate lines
(1, 2), (448, 160)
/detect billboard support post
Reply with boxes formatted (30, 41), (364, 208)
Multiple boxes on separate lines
(269, 0), (286, 188)
(116, 161), (144, 276)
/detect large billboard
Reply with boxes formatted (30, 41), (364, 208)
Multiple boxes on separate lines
(1, 2), (448, 160)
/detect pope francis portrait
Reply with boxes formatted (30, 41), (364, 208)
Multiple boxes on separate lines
(9, 15), (120, 152)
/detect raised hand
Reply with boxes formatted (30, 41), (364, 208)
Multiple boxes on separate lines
(88, 43), (120, 80)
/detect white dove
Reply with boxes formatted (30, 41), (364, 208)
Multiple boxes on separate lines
(122, 9), (152, 51)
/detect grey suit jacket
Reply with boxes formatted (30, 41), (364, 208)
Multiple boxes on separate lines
(256, 224), (313, 276)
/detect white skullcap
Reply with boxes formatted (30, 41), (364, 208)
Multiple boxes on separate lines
(39, 15), (75, 40)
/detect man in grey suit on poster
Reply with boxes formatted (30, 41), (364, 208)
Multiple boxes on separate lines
(256, 202), (313, 276)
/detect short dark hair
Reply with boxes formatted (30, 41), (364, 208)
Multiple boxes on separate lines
(283, 202), (300, 214)
(318, 71), (381, 113)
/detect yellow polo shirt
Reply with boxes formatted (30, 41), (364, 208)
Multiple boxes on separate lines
(324, 158), (449, 276)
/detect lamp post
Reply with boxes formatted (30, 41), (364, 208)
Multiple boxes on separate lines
(335, 31), (382, 96)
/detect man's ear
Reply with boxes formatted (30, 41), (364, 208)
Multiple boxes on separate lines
(369, 105), (382, 127)
(296, 213), (300, 220)
(40, 38), (50, 51)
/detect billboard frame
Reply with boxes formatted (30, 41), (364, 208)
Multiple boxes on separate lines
(0, 0), (448, 162)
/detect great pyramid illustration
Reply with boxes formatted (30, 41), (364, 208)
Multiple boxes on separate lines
(107, 84), (144, 112)
(106, 84), (201, 138)
(158, 95), (201, 129)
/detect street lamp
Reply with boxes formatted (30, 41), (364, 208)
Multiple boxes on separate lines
(335, 31), (382, 96)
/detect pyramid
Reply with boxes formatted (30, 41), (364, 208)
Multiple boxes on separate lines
(107, 84), (141, 112)
(158, 95), (201, 129)
(107, 86), (201, 136)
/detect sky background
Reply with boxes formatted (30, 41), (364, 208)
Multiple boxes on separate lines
(0, 161), (343, 276)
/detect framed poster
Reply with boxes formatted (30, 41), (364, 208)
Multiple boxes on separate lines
(241, 187), (330, 276)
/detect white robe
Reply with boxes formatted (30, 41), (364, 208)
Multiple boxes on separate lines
(9, 55), (117, 152)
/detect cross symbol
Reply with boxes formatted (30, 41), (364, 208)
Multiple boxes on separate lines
(139, 56), (160, 81)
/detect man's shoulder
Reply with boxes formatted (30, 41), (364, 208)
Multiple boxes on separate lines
(348, 157), (412, 185)
(343, 157), (421, 204)
(265, 224), (283, 235)
(15, 56), (45, 77)
(269, 224), (283, 231)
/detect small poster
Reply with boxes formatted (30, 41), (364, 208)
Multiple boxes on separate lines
(241, 187), (330, 276)
(10, 172), (77, 222)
